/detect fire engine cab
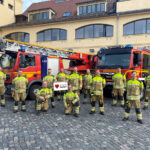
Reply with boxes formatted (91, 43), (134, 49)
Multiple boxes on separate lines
(97, 45), (150, 96)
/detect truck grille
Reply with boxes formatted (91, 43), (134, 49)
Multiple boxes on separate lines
(101, 73), (114, 79)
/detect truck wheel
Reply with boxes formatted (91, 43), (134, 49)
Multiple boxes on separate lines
(29, 84), (41, 100)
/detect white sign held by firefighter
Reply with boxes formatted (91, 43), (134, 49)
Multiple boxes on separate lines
(54, 82), (68, 91)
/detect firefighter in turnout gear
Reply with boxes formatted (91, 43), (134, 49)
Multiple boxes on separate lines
(0, 67), (6, 107)
(123, 71), (143, 124)
(90, 70), (106, 115)
(43, 69), (56, 108)
(36, 81), (52, 114)
(56, 68), (67, 101)
(69, 67), (82, 95)
(112, 67), (126, 107)
(12, 70), (28, 113)
(143, 75), (150, 109)
(64, 69), (70, 81)
(63, 84), (80, 117)
(83, 69), (92, 104)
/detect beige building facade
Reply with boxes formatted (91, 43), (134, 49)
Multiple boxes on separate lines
(0, 0), (150, 54)
(0, 0), (23, 26)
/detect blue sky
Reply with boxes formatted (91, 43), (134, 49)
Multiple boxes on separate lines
(23, 0), (47, 11)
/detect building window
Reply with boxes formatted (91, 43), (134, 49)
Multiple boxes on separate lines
(82, 6), (87, 15)
(63, 12), (71, 17)
(85, 25), (93, 38)
(30, 11), (49, 22)
(79, 3), (105, 15)
(76, 28), (84, 39)
(147, 19), (150, 33)
(51, 29), (59, 41)
(123, 22), (134, 35)
(100, 3), (105, 12)
(76, 24), (113, 39)
(37, 29), (67, 42)
(37, 32), (44, 42)
(0, 0), (3, 4)
(8, 4), (13, 10)
(79, 6), (83, 15)
(87, 5), (92, 14)
(5, 32), (30, 42)
(106, 25), (113, 37)
(123, 19), (150, 35)
(91, 4), (96, 13)
(135, 20), (146, 34)
(94, 24), (103, 37)
(60, 29), (67, 40)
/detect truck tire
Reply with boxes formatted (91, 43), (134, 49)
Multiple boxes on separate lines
(29, 84), (41, 100)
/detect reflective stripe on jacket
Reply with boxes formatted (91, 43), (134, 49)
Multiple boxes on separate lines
(126, 78), (143, 100)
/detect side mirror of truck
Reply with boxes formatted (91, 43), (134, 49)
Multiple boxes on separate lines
(19, 54), (26, 68)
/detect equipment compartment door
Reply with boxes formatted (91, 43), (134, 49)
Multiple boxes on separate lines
(47, 57), (59, 76)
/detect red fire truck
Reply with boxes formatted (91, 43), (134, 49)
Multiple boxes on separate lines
(95, 45), (150, 98)
(68, 53), (97, 74)
(0, 38), (93, 99)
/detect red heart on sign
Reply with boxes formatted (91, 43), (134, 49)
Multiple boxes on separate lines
(55, 84), (59, 88)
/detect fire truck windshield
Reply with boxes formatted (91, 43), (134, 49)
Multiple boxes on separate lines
(97, 53), (131, 69)
(0, 52), (17, 69)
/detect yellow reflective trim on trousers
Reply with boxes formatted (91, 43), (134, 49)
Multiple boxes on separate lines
(1, 99), (5, 105)
(14, 106), (18, 110)
(144, 102), (148, 107)
(93, 91), (103, 95)
(91, 107), (95, 111)
(127, 96), (140, 100)
(57, 96), (61, 99)
(64, 103), (67, 108)
(113, 100), (117, 104)
(137, 114), (142, 120)
(0, 84), (4, 87)
(121, 100), (124, 105)
(146, 89), (150, 91)
(75, 106), (80, 114)
(22, 105), (26, 110)
(100, 107), (104, 112)
(113, 85), (124, 89)
(124, 112), (129, 118)
(36, 104), (41, 110)
(83, 98), (87, 102)
(51, 102), (55, 106)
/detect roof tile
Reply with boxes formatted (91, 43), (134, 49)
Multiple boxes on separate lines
(23, 0), (98, 18)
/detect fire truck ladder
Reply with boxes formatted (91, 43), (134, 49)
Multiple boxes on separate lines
(0, 38), (76, 59)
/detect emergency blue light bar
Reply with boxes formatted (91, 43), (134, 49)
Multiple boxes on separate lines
(100, 48), (105, 50)
(125, 44), (133, 48)
(19, 46), (26, 52)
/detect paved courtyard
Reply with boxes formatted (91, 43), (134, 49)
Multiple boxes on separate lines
(0, 95), (150, 150)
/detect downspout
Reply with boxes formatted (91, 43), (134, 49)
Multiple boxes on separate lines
(116, 13), (119, 46)
(14, 0), (16, 23)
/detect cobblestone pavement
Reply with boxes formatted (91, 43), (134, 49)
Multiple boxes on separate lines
(0, 95), (150, 150)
